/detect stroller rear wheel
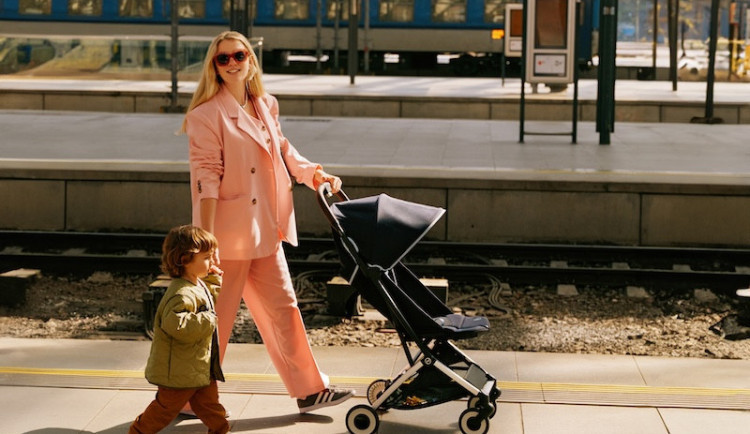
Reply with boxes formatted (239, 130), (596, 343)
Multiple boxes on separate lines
(459, 408), (489, 434)
(367, 379), (389, 405)
(346, 404), (380, 434)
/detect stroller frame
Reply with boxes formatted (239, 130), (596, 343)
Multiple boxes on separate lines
(317, 184), (500, 434)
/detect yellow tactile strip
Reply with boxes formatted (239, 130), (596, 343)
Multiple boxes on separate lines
(2, 367), (749, 410)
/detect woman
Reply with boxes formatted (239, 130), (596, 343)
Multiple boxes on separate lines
(182, 31), (350, 414)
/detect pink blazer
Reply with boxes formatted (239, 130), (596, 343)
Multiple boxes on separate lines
(186, 87), (320, 260)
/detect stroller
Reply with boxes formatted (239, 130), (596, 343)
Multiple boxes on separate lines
(317, 184), (501, 434)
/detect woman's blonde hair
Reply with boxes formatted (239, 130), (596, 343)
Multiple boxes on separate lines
(181, 31), (265, 132)
(161, 225), (218, 278)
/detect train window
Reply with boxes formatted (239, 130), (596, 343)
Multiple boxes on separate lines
(68, 0), (102, 16)
(483, 0), (506, 23)
(274, 0), (309, 20)
(19, 0), (52, 15)
(326, 0), (348, 20)
(431, 0), (464, 23)
(179, 0), (205, 18)
(119, 0), (152, 17)
(379, 0), (413, 22)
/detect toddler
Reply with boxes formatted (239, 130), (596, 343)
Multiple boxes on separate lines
(129, 225), (229, 434)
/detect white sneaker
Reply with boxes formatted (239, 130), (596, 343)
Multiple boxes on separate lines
(297, 387), (355, 413)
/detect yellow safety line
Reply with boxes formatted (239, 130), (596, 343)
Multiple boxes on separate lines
(0, 366), (143, 378)
(2, 367), (749, 399)
(539, 382), (750, 397)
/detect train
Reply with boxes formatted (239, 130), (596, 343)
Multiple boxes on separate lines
(0, 0), (600, 76)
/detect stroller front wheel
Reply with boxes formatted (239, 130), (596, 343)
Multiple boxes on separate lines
(346, 404), (380, 434)
(467, 395), (497, 419)
(459, 408), (489, 434)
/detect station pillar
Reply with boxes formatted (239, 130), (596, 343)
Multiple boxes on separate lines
(596, 0), (617, 145)
(348, 0), (359, 84)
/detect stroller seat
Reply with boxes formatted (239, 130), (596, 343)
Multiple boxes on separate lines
(433, 313), (490, 335)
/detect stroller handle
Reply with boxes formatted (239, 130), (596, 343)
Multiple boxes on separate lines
(316, 182), (349, 235)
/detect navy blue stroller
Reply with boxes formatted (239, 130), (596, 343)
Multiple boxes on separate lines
(317, 184), (500, 434)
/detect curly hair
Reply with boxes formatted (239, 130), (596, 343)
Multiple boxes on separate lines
(161, 225), (218, 278)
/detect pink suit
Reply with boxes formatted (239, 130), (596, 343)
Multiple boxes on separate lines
(186, 87), (327, 398)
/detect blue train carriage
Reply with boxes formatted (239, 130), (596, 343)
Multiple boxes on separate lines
(0, 0), (225, 74)
(0, 0), (597, 75)
(253, 0), (509, 72)
(250, 0), (598, 74)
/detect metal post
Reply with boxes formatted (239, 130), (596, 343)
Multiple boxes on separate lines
(667, 0), (678, 90)
(519, 0), (528, 143)
(169, 0), (179, 112)
(651, 0), (658, 76)
(691, 0), (721, 123)
(316, 0), (322, 72)
(611, 0), (617, 132)
(334, 0), (341, 70)
(705, 0), (719, 118)
(247, 0), (254, 38)
(635, 0), (640, 40)
(572, 0), (581, 144)
(230, 0), (248, 35)
(364, 0), (370, 73)
(597, 0), (616, 144)
(230, 0), (236, 31)
(348, 0), (359, 84)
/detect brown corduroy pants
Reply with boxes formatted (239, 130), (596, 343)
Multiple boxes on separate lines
(129, 380), (229, 434)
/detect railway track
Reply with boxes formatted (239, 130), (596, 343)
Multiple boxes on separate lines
(2, 230), (749, 293)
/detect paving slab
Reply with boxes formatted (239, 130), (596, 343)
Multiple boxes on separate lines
(634, 356), (750, 389)
(515, 352), (645, 386)
(658, 408), (750, 434)
(520, 403), (669, 434)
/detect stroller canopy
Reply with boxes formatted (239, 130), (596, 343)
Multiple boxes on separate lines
(331, 193), (445, 270)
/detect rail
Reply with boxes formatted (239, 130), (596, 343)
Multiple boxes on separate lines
(2, 230), (749, 293)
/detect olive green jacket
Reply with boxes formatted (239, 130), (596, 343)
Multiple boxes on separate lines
(145, 274), (225, 389)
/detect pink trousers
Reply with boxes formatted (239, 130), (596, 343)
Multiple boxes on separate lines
(217, 245), (328, 398)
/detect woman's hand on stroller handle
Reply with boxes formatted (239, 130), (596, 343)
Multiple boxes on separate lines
(318, 181), (334, 198)
(314, 169), (342, 194)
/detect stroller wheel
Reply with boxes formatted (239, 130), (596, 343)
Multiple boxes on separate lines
(346, 404), (380, 434)
(367, 379), (389, 405)
(467, 395), (497, 419)
(459, 408), (489, 434)
(490, 386), (502, 400)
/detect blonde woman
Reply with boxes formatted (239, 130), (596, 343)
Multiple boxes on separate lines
(183, 31), (350, 414)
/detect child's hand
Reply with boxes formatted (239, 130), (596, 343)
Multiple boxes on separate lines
(209, 247), (222, 275)
(209, 264), (223, 275)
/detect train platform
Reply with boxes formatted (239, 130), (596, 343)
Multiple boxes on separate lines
(0, 74), (748, 123)
(2, 337), (750, 433)
(1, 108), (749, 247)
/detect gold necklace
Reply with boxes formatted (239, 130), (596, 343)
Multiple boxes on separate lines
(241, 92), (248, 108)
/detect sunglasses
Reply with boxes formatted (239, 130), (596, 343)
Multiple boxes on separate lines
(214, 50), (249, 66)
